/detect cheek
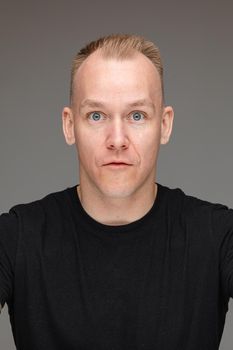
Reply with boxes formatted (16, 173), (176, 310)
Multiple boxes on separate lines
(134, 128), (161, 159)
(74, 127), (101, 165)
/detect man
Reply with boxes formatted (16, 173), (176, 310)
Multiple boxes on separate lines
(0, 33), (232, 349)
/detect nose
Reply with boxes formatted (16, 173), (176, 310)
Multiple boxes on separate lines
(106, 119), (129, 151)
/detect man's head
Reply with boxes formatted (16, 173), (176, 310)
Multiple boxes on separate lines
(62, 33), (174, 199)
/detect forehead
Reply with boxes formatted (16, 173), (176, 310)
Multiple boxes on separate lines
(72, 50), (162, 105)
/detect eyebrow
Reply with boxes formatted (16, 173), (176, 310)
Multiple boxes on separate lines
(79, 98), (156, 113)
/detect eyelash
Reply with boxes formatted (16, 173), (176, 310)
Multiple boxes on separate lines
(86, 111), (147, 122)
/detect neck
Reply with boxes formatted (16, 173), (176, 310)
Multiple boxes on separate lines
(76, 182), (157, 226)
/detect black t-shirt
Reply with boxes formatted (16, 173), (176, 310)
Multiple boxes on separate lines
(0, 182), (233, 350)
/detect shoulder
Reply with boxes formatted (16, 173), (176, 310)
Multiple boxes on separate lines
(1, 185), (75, 230)
(161, 182), (231, 213)
(159, 182), (233, 232)
(180, 187), (232, 227)
(161, 183), (233, 251)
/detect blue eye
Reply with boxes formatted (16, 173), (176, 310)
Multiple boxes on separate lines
(132, 112), (144, 121)
(89, 112), (102, 121)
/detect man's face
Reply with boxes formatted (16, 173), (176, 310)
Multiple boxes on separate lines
(63, 50), (173, 198)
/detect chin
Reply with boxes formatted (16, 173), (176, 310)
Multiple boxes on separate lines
(98, 184), (136, 199)
(101, 185), (141, 199)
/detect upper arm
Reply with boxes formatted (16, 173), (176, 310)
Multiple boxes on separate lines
(0, 210), (19, 312)
(213, 204), (233, 299)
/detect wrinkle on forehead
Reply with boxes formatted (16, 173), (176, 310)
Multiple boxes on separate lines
(72, 51), (163, 110)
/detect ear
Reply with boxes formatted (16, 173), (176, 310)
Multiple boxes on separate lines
(160, 106), (174, 145)
(62, 107), (75, 145)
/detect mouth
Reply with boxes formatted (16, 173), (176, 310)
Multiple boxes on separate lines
(103, 162), (132, 168)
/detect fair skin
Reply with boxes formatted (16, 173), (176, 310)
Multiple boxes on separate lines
(62, 50), (174, 225)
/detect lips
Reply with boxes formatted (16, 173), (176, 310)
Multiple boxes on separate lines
(107, 162), (128, 165)
(103, 161), (132, 166)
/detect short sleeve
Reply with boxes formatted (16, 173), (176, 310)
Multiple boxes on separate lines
(213, 204), (233, 299)
(0, 209), (19, 311)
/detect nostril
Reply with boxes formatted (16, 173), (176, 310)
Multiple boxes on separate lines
(107, 143), (128, 150)
(106, 132), (130, 150)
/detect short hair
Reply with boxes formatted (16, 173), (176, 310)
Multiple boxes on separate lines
(70, 33), (164, 104)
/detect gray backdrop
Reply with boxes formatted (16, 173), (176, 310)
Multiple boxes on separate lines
(0, 0), (233, 348)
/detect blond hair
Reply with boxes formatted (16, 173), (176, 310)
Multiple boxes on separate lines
(70, 33), (164, 103)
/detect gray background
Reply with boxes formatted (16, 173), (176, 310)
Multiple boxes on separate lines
(0, 0), (233, 348)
